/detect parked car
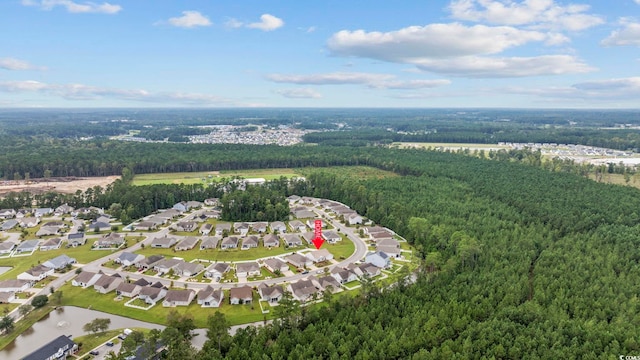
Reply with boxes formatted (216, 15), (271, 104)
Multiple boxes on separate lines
(106, 341), (114, 347)
(89, 350), (99, 355)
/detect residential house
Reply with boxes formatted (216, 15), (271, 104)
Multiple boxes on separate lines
(0, 291), (15, 304)
(241, 235), (259, 250)
(175, 261), (205, 277)
(215, 223), (231, 236)
(288, 220), (306, 233)
(19, 217), (40, 228)
(0, 241), (16, 255)
(300, 196), (315, 205)
(151, 235), (177, 248)
(42, 220), (66, 229)
(201, 210), (221, 219)
(0, 279), (31, 293)
(258, 283), (284, 303)
(285, 253), (312, 269)
(0, 209), (16, 219)
(286, 195), (301, 205)
(134, 221), (157, 231)
(153, 258), (183, 275)
(200, 236), (220, 250)
(67, 232), (86, 247)
(229, 285), (253, 304)
(93, 274), (123, 294)
(204, 198), (220, 207)
(236, 262), (260, 277)
(378, 245), (401, 258)
(204, 262), (231, 281)
(22, 335), (77, 360)
(139, 254), (164, 270)
(94, 233), (124, 249)
(116, 282), (141, 298)
(39, 237), (63, 251)
(251, 222), (268, 233)
(283, 234), (303, 247)
(317, 275), (341, 292)
(307, 219), (326, 230)
(186, 201), (202, 210)
(146, 215), (168, 226)
(306, 249), (334, 263)
(87, 221), (111, 232)
(172, 202), (189, 212)
(96, 215), (112, 224)
(330, 267), (358, 284)
(15, 240), (40, 254)
(17, 264), (54, 282)
(289, 279), (319, 302)
(1, 219), (18, 231)
(72, 271), (103, 288)
(163, 289), (196, 307)
(233, 223), (250, 236)
(355, 263), (382, 278)
(263, 258), (289, 274)
(139, 286), (167, 305)
(176, 221), (197, 232)
(220, 236), (239, 249)
(133, 278), (151, 287)
(377, 238), (400, 249)
(34, 207), (54, 217)
(16, 209), (30, 218)
(36, 226), (60, 237)
(269, 221), (287, 234)
(199, 223), (213, 235)
(54, 204), (74, 216)
(263, 234), (279, 248)
(115, 252), (145, 267)
(300, 232), (316, 244)
(197, 285), (223, 307)
(42, 254), (77, 270)
(176, 237), (199, 251)
(293, 209), (316, 219)
(156, 208), (181, 220)
(365, 251), (391, 268)
(323, 230), (342, 243)
(348, 213), (364, 225)
(370, 232), (394, 243)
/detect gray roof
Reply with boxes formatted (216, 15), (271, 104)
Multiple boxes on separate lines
(118, 252), (142, 263)
(176, 237), (199, 249)
(236, 262), (260, 273)
(208, 262), (230, 274)
(198, 285), (223, 302)
(229, 285), (253, 300)
(43, 254), (76, 269)
(164, 289), (194, 303)
(74, 271), (100, 284)
(0, 241), (16, 251)
(23, 335), (76, 360)
(16, 240), (40, 251)
(200, 236), (220, 248)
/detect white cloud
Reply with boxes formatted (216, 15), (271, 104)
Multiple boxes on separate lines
(0, 58), (46, 71)
(167, 11), (212, 28)
(0, 80), (232, 105)
(247, 14), (284, 31)
(266, 72), (451, 89)
(224, 18), (244, 29)
(503, 77), (640, 101)
(22, 0), (121, 14)
(328, 23), (548, 62)
(601, 19), (640, 46)
(274, 88), (322, 99)
(448, 0), (603, 31)
(414, 55), (594, 78)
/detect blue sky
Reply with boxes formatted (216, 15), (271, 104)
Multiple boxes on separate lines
(1, 0), (639, 108)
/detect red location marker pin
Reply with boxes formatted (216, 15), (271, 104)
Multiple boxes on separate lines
(313, 219), (324, 249)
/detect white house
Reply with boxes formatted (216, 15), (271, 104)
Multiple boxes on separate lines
(197, 286), (223, 308)
(17, 264), (54, 282)
(163, 289), (195, 307)
(72, 271), (103, 288)
(236, 262), (260, 278)
(365, 251), (391, 269)
(305, 249), (334, 263)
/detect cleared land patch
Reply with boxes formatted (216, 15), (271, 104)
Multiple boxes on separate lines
(131, 168), (302, 186)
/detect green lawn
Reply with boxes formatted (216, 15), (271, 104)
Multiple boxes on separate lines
(323, 237), (356, 260)
(59, 283), (272, 327)
(132, 168), (302, 186)
(0, 245), (114, 281)
(74, 329), (121, 356)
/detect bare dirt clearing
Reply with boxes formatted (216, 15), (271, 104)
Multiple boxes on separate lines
(0, 176), (119, 195)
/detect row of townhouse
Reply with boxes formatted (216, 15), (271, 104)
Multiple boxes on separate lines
(0, 254), (77, 303)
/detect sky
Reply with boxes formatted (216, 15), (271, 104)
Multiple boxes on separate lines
(1, 0), (639, 108)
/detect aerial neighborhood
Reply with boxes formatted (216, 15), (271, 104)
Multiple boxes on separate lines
(0, 193), (413, 354)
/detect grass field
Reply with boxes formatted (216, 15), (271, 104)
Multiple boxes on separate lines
(298, 166), (398, 180)
(132, 168), (302, 186)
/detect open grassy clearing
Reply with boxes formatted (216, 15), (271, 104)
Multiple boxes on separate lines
(132, 168), (302, 186)
(299, 166), (398, 180)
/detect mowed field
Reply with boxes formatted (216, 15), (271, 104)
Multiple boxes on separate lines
(131, 168), (302, 186)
